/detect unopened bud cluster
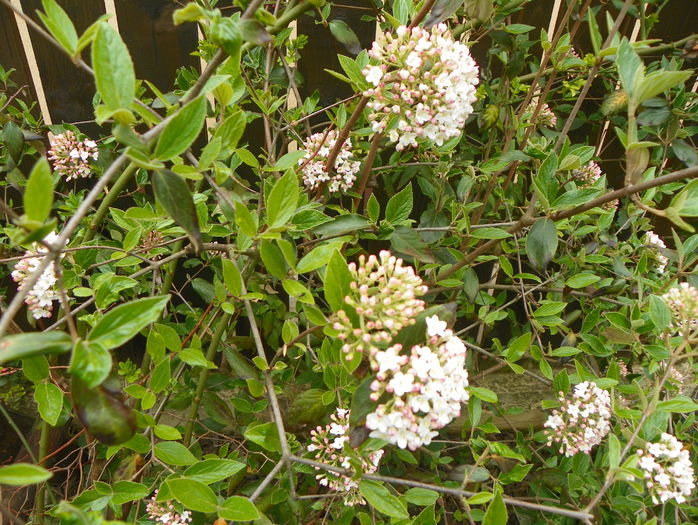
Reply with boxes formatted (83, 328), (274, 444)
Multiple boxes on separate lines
(307, 408), (383, 506)
(362, 24), (479, 150)
(572, 161), (603, 185)
(298, 129), (360, 193)
(145, 490), (192, 525)
(11, 232), (61, 319)
(645, 231), (668, 273)
(365, 316), (470, 450)
(333, 250), (427, 359)
(544, 381), (612, 457)
(523, 98), (557, 127)
(662, 282), (698, 333)
(637, 433), (695, 504)
(48, 131), (98, 181)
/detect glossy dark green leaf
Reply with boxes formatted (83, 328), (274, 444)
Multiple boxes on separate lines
(3, 121), (24, 163)
(70, 340), (112, 389)
(0, 332), (72, 365)
(89, 295), (170, 350)
(153, 170), (202, 250)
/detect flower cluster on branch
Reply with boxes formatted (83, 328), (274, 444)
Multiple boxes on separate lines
(11, 232), (61, 319)
(48, 130), (98, 181)
(637, 433), (695, 504)
(298, 129), (360, 193)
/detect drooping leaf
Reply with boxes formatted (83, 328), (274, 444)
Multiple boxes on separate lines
(525, 219), (558, 271)
(69, 340), (112, 389)
(153, 170), (202, 251)
(72, 376), (136, 445)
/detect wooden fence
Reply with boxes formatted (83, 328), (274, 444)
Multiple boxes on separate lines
(1, 0), (697, 135)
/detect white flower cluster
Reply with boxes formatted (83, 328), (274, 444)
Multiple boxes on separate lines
(332, 250), (428, 359)
(362, 24), (479, 150)
(365, 316), (470, 450)
(523, 97), (557, 127)
(145, 490), (192, 525)
(662, 282), (698, 332)
(298, 129), (360, 193)
(637, 433), (695, 504)
(544, 381), (612, 457)
(307, 408), (383, 506)
(572, 161), (603, 185)
(11, 232), (61, 319)
(645, 231), (668, 273)
(48, 130), (98, 181)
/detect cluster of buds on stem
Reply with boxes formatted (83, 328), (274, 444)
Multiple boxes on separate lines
(362, 24), (479, 150)
(662, 282), (698, 333)
(523, 97), (557, 128)
(637, 433), (695, 504)
(48, 130), (98, 181)
(364, 316), (470, 450)
(332, 251), (428, 359)
(544, 381), (612, 457)
(298, 129), (360, 193)
(572, 161), (603, 185)
(11, 232), (61, 319)
(307, 408), (383, 505)
(644, 231), (668, 273)
(145, 490), (192, 525)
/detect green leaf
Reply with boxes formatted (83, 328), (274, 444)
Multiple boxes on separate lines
(210, 16), (242, 56)
(239, 18), (271, 45)
(648, 295), (671, 332)
(608, 433), (621, 470)
(92, 22), (135, 122)
(0, 463), (52, 486)
(404, 487), (439, 506)
(154, 425), (181, 441)
(635, 70), (692, 105)
(153, 169), (202, 251)
(70, 340), (112, 389)
(235, 201), (258, 237)
(616, 39), (643, 99)
(482, 487), (508, 525)
(566, 273), (600, 289)
(0, 332), (72, 365)
(89, 295), (170, 350)
(323, 250), (352, 312)
(297, 244), (338, 274)
(179, 348), (216, 369)
(155, 96), (207, 160)
(311, 214), (371, 236)
(587, 10), (601, 55)
(385, 183), (413, 223)
(668, 179), (698, 217)
(336, 55), (366, 86)
(222, 259), (244, 297)
(218, 496), (260, 521)
(166, 478), (218, 513)
(214, 109), (246, 152)
(111, 481), (149, 505)
(272, 150), (306, 171)
(359, 480), (409, 519)
(3, 121), (24, 163)
(366, 193), (380, 222)
(38, 0), (78, 55)
(329, 19), (361, 55)
(243, 422), (281, 452)
(525, 219), (558, 271)
(259, 240), (287, 279)
(266, 170), (299, 229)
(184, 459), (246, 484)
(470, 386), (498, 403)
(393, 0), (411, 24)
(470, 227), (511, 240)
(35, 382), (63, 426)
(154, 442), (198, 466)
(656, 397), (698, 413)
(532, 152), (558, 209)
(24, 157), (53, 222)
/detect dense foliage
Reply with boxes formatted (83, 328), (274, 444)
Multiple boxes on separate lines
(0, 0), (697, 524)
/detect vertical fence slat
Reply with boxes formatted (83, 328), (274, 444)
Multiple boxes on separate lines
(298, 0), (376, 113)
(20, 0), (105, 132)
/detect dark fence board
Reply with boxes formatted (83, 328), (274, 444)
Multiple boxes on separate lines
(20, 0), (105, 133)
(113, 0), (199, 93)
